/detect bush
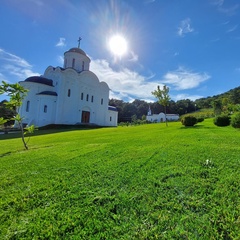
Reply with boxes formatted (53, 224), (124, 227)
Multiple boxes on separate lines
(213, 115), (230, 127)
(197, 117), (204, 123)
(231, 112), (240, 128)
(181, 116), (197, 126)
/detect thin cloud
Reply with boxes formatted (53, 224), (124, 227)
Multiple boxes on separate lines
(226, 24), (238, 33)
(0, 48), (40, 81)
(211, 0), (224, 7)
(2, 64), (39, 80)
(173, 93), (204, 101)
(0, 48), (31, 68)
(57, 56), (64, 65)
(177, 18), (194, 37)
(56, 37), (66, 47)
(161, 67), (210, 90)
(128, 51), (139, 62)
(211, 0), (239, 16)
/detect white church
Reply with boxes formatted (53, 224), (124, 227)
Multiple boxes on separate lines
(146, 107), (179, 122)
(18, 42), (118, 127)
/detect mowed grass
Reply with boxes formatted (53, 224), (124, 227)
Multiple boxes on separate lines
(0, 119), (239, 239)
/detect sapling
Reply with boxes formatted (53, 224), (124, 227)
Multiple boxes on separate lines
(0, 81), (35, 150)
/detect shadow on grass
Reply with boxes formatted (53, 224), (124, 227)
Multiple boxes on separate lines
(0, 151), (12, 157)
(0, 124), (103, 140)
(179, 124), (213, 129)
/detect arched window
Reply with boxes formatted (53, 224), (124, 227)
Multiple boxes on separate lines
(91, 95), (94, 102)
(68, 89), (71, 97)
(110, 116), (112, 121)
(86, 94), (89, 101)
(72, 58), (75, 68)
(101, 98), (103, 105)
(44, 105), (47, 113)
(82, 61), (85, 71)
(81, 92), (84, 100)
(26, 101), (30, 112)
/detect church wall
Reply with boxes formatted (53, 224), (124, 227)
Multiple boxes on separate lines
(107, 110), (118, 126)
(19, 82), (55, 126)
(36, 95), (57, 127)
(146, 113), (179, 123)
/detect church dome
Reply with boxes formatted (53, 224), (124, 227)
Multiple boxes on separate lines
(63, 46), (90, 71)
(25, 76), (53, 86)
(65, 48), (87, 56)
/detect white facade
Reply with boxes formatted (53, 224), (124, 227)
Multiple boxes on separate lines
(146, 108), (179, 123)
(18, 47), (118, 127)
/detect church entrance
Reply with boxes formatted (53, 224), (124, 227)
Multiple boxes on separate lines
(81, 111), (90, 123)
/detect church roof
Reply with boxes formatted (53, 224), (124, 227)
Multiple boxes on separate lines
(108, 106), (118, 112)
(37, 91), (58, 96)
(25, 76), (53, 86)
(65, 47), (87, 56)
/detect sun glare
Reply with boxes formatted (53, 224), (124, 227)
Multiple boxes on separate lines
(109, 35), (128, 56)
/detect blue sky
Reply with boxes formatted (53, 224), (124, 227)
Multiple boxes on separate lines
(0, 0), (240, 103)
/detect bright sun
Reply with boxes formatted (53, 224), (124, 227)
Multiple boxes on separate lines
(109, 35), (128, 56)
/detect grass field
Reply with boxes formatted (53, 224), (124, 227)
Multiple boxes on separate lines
(0, 119), (239, 239)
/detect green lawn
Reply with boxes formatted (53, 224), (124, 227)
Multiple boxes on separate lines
(0, 119), (239, 239)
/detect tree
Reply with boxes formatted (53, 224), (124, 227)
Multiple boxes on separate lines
(152, 85), (171, 126)
(0, 100), (16, 126)
(212, 100), (222, 116)
(0, 81), (35, 150)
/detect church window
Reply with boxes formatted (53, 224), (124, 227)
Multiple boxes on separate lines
(86, 94), (89, 101)
(110, 116), (112, 121)
(81, 92), (84, 100)
(26, 101), (30, 112)
(101, 98), (103, 105)
(91, 95), (94, 102)
(44, 105), (47, 113)
(82, 61), (85, 71)
(64, 58), (67, 68)
(72, 58), (75, 68)
(68, 89), (71, 97)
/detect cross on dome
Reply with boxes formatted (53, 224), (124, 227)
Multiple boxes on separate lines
(78, 37), (82, 48)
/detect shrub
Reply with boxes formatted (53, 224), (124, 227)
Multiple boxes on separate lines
(231, 112), (240, 128)
(197, 117), (204, 123)
(181, 116), (197, 126)
(213, 114), (230, 127)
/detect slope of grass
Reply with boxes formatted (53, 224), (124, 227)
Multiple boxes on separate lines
(0, 119), (239, 239)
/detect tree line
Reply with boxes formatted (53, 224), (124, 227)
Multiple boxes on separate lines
(110, 86), (240, 122)
(1, 86), (240, 124)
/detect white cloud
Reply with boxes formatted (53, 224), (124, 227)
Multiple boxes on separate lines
(173, 93), (204, 101)
(177, 18), (194, 37)
(2, 64), (39, 79)
(161, 67), (210, 90)
(0, 48), (40, 82)
(90, 58), (163, 102)
(57, 56), (64, 66)
(56, 37), (66, 47)
(0, 48), (31, 68)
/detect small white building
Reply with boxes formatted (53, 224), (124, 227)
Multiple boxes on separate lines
(18, 45), (118, 127)
(146, 107), (179, 122)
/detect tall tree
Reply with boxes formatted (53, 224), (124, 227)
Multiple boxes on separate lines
(212, 99), (222, 116)
(152, 85), (171, 126)
(0, 81), (35, 150)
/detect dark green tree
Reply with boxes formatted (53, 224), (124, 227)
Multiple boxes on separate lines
(152, 85), (171, 126)
(212, 100), (222, 116)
